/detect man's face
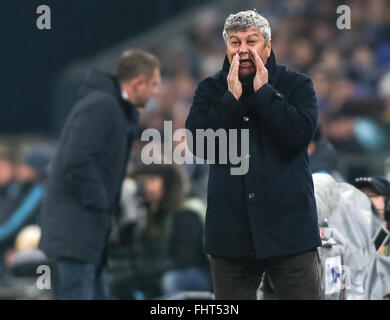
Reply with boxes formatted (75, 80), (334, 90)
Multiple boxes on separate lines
(135, 68), (161, 107)
(226, 27), (271, 79)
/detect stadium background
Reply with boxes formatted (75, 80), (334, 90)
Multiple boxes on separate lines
(1, 0), (390, 299)
(1, 0), (390, 179)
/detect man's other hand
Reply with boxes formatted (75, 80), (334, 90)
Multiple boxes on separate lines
(250, 48), (268, 92)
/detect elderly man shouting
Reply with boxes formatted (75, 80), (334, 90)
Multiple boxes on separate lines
(185, 10), (322, 300)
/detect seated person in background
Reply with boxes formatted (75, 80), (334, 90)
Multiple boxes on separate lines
(353, 176), (390, 256)
(0, 154), (16, 282)
(5, 225), (48, 276)
(110, 163), (211, 299)
(308, 128), (344, 182)
(0, 155), (15, 206)
(0, 146), (53, 280)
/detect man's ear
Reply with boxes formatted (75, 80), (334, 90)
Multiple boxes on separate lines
(132, 75), (146, 88)
(267, 40), (272, 58)
(307, 141), (316, 156)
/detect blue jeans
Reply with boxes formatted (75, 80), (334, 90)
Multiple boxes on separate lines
(54, 258), (106, 300)
(161, 267), (211, 296)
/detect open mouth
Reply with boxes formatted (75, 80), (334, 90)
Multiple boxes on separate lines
(240, 59), (253, 66)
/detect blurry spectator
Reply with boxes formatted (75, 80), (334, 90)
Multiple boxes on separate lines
(347, 46), (379, 95)
(290, 38), (315, 73)
(311, 20), (334, 50)
(353, 176), (390, 256)
(5, 225), (48, 276)
(321, 114), (363, 153)
(313, 173), (390, 299)
(309, 66), (332, 112)
(319, 48), (343, 74)
(0, 155), (15, 206)
(263, 172), (388, 299)
(327, 78), (356, 112)
(0, 146), (53, 243)
(0, 155), (15, 283)
(16, 146), (54, 183)
(172, 100), (209, 201)
(0, 146), (53, 283)
(308, 128), (344, 181)
(111, 164), (210, 299)
(323, 98), (390, 153)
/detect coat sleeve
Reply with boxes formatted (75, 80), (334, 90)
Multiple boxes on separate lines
(186, 79), (246, 131)
(247, 77), (318, 152)
(185, 79), (245, 160)
(61, 97), (115, 211)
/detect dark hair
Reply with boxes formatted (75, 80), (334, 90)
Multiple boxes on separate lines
(117, 49), (160, 82)
(354, 176), (390, 197)
(354, 176), (390, 223)
(130, 163), (189, 215)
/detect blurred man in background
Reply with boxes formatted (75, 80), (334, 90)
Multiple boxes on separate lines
(39, 49), (161, 300)
(186, 10), (322, 300)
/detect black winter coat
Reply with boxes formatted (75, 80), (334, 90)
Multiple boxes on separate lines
(185, 51), (322, 259)
(39, 70), (139, 266)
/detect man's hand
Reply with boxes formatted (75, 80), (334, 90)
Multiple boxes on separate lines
(250, 48), (268, 92)
(227, 53), (242, 101)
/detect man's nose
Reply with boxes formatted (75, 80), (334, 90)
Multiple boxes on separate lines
(239, 44), (250, 57)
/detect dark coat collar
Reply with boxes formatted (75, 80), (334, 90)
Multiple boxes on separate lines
(80, 69), (138, 122)
(222, 49), (278, 84)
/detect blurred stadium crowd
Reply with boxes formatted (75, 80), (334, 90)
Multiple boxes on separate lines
(143, 0), (390, 151)
(0, 0), (390, 299)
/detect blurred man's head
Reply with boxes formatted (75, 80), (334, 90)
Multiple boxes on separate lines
(117, 49), (161, 108)
(223, 10), (272, 79)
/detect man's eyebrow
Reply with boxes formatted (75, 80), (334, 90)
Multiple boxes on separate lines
(247, 33), (259, 38)
(229, 35), (240, 40)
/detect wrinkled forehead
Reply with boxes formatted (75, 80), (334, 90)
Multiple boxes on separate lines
(227, 27), (263, 39)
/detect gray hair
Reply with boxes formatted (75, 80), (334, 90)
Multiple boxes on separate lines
(223, 10), (271, 46)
